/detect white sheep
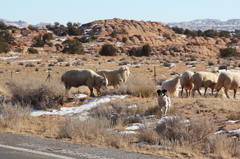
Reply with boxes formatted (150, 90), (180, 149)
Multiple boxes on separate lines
(157, 89), (171, 118)
(96, 66), (130, 88)
(161, 76), (181, 97)
(191, 70), (219, 97)
(180, 71), (194, 97)
(61, 69), (108, 97)
(215, 72), (240, 98)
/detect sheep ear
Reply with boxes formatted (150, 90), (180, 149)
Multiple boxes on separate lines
(157, 90), (161, 94)
(162, 89), (167, 94)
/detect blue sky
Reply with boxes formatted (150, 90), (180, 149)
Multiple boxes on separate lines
(2, 0), (239, 25)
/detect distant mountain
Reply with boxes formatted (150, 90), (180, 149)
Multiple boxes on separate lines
(0, 18), (52, 28)
(164, 19), (240, 31)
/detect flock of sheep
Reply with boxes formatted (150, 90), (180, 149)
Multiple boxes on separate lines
(61, 65), (240, 118)
(161, 70), (240, 99)
(157, 69), (240, 118)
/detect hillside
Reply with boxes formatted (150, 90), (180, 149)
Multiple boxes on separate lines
(1, 18), (240, 57)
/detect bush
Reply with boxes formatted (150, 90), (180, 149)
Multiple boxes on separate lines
(28, 47), (38, 54)
(142, 44), (151, 57)
(208, 135), (240, 158)
(99, 44), (117, 56)
(122, 37), (127, 43)
(62, 39), (84, 54)
(220, 48), (239, 57)
(0, 103), (30, 130)
(155, 116), (215, 146)
(6, 77), (64, 110)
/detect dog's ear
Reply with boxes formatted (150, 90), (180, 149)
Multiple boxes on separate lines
(162, 89), (167, 94)
(157, 89), (161, 94)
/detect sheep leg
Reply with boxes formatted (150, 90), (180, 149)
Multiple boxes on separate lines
(197, 89), (202, 96)
(89, 87), (95, 97)
(186, 90), (189, 97)
(181, 88), (184, 97)
(192, 89), (195, 97)
(204, 88), (207, 96)
(233, 89), (237, 99)
(188, 90), (191, 97)
(224, 88), (230, 98)
(65, 85), (71, 98)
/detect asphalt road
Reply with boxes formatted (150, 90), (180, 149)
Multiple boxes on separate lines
(0, 132), (165, 159)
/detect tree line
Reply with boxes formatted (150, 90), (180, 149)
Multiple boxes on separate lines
(170, 26), (232, 38)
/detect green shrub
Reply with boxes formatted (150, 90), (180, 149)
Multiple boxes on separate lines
(28, 47), (38, 54)
(99, 44), (117, 56)
(122, 37), (127, 43)
(220, 48), (239, 57)
(142, 44), (151, 57)
(62, 39), (84, 54)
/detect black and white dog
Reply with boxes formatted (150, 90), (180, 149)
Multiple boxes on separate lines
(157, 89), (171, 118)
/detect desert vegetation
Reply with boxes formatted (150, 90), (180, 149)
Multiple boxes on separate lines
(0, 52), (239, 159)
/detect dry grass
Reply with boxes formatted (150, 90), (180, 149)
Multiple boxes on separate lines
(0, 102), (30, 131)
(5, 76), (64, 110)
(208, 134), (240, 158)
(0, 53), (240, 158)
(103, 76), (157, 98)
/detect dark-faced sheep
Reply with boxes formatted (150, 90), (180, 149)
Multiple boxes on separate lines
(180, 71), (194, 97)
(191, 70), (219, 97)
(96, 66), (130, 88)
(215, 72), (240, 98)
(157, 89), (171, 118)
(61, 69), (108, 97)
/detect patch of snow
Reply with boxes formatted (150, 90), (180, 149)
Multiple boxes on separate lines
(73, 94), (87, 99)
(126, 104), (137, 109)
(125, 123), (145, 130)
(13, 59), (42, 63)
(225, 120), (239, 123)
(31, 95), (128, 117)
(0, 56), (18, 60)
(118, 131), (138, 135)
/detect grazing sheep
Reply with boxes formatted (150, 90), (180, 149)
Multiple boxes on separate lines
(96, 66), (130, 88)
(161, 76), (181, 97)
(157, 89), (171, 118)
(192, 70), (219, 97)
(215, 72), (240, 98)
(61, 69), (108, 97)
(180, 71), (194, 97)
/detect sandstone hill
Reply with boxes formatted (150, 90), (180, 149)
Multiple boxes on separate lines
(3, 18), (240, 57)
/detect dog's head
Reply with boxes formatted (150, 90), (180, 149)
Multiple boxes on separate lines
(157, 89), (167, 96)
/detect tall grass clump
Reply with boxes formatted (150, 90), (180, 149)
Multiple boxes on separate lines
(0, 103), (30, 131)
(57, 117), (111, 141)
(137, 115), (215, 150)
(112, 76), (156, 98)
(5, 76), (64, 110)
(208, 134), (240, 158)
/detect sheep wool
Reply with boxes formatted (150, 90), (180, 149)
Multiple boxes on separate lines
(215, 72), (240, 98)
(161, 76), (181, 97)
(96, 66), (130, 88)
(180, 71), (194, 97)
